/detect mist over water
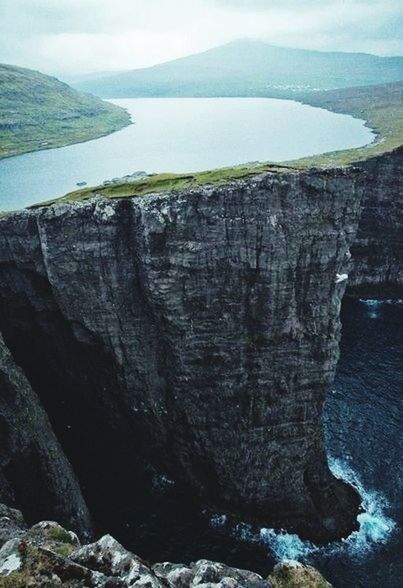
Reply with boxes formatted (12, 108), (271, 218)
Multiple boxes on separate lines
(0, 97), (374, 211)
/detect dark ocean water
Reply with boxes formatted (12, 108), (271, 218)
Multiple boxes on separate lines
(100, 298), (402, 588)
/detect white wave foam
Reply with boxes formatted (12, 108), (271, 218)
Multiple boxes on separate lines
(151, 472), (175, 492)
(259, 528), (316, 561)
(232, 457), (395, 562)
(359, 298), (403, 307)
(327, 457), (395, 556)
(358, 298), (402, 318)
(210, 514), (227, 528)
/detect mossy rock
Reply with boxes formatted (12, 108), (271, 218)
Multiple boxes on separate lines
(268, 561), (331, 588)
(0, 543), (96, 587)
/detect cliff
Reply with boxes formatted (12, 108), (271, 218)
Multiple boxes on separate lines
(0, 334), (91, 537)
(0, 147), (401, 544)
(348, 147), (403, 295)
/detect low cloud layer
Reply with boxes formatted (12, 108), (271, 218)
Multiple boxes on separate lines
(0, 0), (401, 77)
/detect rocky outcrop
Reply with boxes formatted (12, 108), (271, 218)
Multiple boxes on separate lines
(0, 166), (366, 542)
(268, 560), (331, 588)
(0, 334), (91, 538)
(348, 146), (403, 296)
(0, 147), (401, 543)
(0, 504), (331, 587)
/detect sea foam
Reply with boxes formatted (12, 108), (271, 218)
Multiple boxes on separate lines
(210, 457), (395, 562)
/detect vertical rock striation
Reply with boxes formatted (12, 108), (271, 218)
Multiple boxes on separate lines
(0, 167), (366, 542)
(349, 146), (403, 296)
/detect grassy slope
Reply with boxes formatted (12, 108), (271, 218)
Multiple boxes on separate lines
(289, 81), (403, 167)
(0, 63), (131, 159)
(35, 81), (402, 208)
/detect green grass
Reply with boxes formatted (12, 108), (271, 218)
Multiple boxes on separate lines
(32, 164), (296, 207)
(288, 81), (403, 167)
(47, 527), (74, 544)
(0, 63), (131, 159)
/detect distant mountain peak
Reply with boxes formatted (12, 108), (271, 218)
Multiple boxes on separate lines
(73, 42), (403, 99)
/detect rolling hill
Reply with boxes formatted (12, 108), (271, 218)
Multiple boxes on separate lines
(0, 63), (131, 159)
(74, 39), (403, 98)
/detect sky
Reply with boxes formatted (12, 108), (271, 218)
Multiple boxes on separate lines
(0, 0), (402, 77)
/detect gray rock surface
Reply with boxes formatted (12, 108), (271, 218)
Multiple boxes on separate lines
(0, 504), (27, 548)
(268, 559), (331, 587)
(153, 559), (271, 587)
(0, 506), (276, 587)
(349, 146), (403, 296)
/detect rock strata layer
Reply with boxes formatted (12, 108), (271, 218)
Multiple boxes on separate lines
(0, 149), (401, 543)
(349, 147), (403, 296)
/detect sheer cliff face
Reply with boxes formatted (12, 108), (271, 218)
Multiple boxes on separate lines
(0, 167), (364, 542)
(349, 147), (403, 296)
(0, 334), (91, 537)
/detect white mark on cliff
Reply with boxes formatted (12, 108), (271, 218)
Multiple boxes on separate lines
(269, 214), (278, 228)
(96, 203), (116, 221)
(335, 273), (348, 284)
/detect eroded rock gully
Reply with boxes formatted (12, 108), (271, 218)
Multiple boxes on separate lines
(0, 148), (401, 545)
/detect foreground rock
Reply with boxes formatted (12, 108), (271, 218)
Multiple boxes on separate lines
(0, 505), (331, 587)
(268, 560), (331, 588)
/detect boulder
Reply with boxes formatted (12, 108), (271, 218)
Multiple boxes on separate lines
(268, 560), (332, 588)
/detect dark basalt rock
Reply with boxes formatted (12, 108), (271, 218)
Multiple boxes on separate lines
(0, 333), (91, 538)
(348, 146), (403, 297)
(0, 149), (401, 543)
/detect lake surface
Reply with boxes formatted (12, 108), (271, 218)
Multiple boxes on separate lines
(0, 97), (374, 211)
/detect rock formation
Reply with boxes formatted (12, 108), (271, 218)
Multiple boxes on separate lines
(0, 148), (401, 544)
(0, 334), (91, 538)
(0, 503), (331, 587)
(348, 147), (403, 296)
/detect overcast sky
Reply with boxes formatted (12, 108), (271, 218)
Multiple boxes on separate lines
(0, 0), (402, 77)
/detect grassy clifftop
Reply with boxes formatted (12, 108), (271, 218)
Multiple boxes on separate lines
(0, 63), (131, 159)
(291, 81), (403, 167)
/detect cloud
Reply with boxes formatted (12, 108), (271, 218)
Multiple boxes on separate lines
(0, 0), (401, 77)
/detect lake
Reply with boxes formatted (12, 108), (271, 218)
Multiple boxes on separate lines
(0, 97), (374, 211)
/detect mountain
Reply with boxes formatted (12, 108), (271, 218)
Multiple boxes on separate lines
(74, 39), (403, 98)
(0, 63), (131, 159)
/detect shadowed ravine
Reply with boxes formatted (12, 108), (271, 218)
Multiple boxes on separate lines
(0, 148), (401, 548)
